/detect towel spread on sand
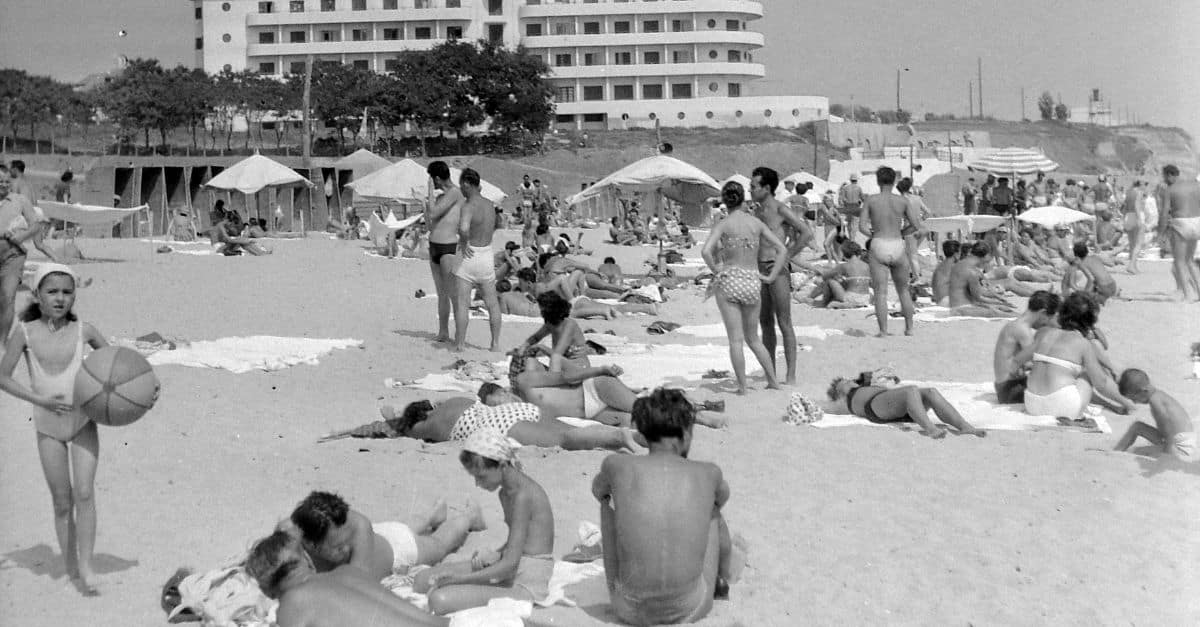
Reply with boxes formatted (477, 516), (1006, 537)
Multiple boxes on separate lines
(390, 361), (507, 392)
(812, 380), (1112, 433)
(588, 343), (760, 389)
(676, 323), (845, 341)
(173, 248), (218, 256)
(381, 560), (603, 614)
(141, 336), (362, 373)
(913, 306), (1015, 323)
(446, 599), (531, 626)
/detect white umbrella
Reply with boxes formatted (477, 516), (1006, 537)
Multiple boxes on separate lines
(1017, 205), (1095, 229)
(333, 149), (391, 180)
(37, 201), (148, 227)
(346, 159), (506, 204)
(720, 174), (751, 200)
(568, 155), (720, 206)
(925, 214), (1009, 234)
(204, 153), (312, 195)
(966, 147), (1059, 176)
(782, 171), (833, 195)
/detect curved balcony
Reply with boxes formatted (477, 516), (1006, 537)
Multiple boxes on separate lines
(547, 61), (763, 80)
(522, 30), (762, 49)
(246, 8), (472, 26)
(520, 0), (762, 19)
(246, 39), (442, 56)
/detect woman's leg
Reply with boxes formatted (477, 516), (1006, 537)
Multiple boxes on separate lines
(592, 376), (637, 412)
(569, 300), (613, 319)
(867, 253), (891, 335)
(1126, 224), (1142, 273)
(69, 423), (99, 591)
(888, 259), (915, 335)
(412, 561), (474, 593)
(739, 302), (779, 390)
(867, 387), (946, 438)
(36, 434), (79, 579)
(714, 296), (749, 393)
(920, 389), (985, 436)
(428, 583), (532, 615)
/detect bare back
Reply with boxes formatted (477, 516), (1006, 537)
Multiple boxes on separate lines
(461, 194), (497, 247)
(1165, 179), (1200, 220)
(704, 210), (765, 270)
(406, 397), (476, 442)
(993, 319), (1034, 381)
(947, 259), (983, 307)
(279, 569), (445, 627)
(863, 192), (910, 239)
(428, 187), (464, 245)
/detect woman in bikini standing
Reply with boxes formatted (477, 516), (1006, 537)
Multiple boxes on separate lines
(701, 181), (787, 394)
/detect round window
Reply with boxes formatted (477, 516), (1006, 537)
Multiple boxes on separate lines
(222, 2), (231, 10)
(677, 112), (685, 120)
(764, 109), (772, 117)
(705, 111), (714, 119)
(792, 108), (800, 116)
(223, 64), (233, 72)
(708, 50), (718, 60)
(735, 110), (742, 118)
(708, 82), (719, 92)
(648, 113), (657, 120)
(222, 33), (232, 43)
(621, 113), (629, 121)
(706, 19), (716, 28)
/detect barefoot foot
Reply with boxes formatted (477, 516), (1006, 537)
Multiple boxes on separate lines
(924, 426), (948, 439)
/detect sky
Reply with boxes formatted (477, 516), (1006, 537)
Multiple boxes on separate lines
(2, 0), (1199, 139)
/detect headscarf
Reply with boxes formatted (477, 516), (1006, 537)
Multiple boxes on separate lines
(30, 263), (77, 291)
(463, 429), (522, 469)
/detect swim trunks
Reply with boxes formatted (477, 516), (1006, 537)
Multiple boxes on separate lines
(706, 266), (760, 306)
(1170, 431), (1197, 462)
(994, 376), (1027, 404)
(454, 245), (496, 285)
(512, 554), (554, 601)
(581, 377), (606, 419)
(429, 241), (457, 265)
(1170, 217), (1200, 239)
(449, 402), (541, 442)
(869, 238), (907, 265)
(757, 259), (791, 290)
(1122, 213), (1140, 231)
(840, 202), (862, 218)
(610, 574), (711, 626)
(371, 522), (419, 574)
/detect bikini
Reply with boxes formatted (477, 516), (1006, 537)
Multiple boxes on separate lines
(1023, 353), (1088, 419)
(706, 233), (761, 306)
(845, 386), (894, 424)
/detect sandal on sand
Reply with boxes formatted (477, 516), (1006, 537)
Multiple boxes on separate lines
(702, 370), (731, 380)
(1056, 416), (1099, 430)
(563, 542), (604, 564)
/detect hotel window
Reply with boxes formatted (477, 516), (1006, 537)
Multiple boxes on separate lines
(289, 61), (306, 74)
(727, 83), (741, 97)
(583, 22), (601, 35)
(555, 86), (575, 103)
(383, 27), (400, 39)
(447, 26), (462, 39)
(258, 62), (276, 74)
(614, 21), (630, 34)
(414, 26), (431, 39)
(352, 0), (365, 9)
(642, 84), (663, 99)
(671, 19), (692, 32)
(353, 59), (369, 69)
(195, 37), (203, 50)
(671, 83), (692, 99)
(527, 0), (541, 4)
(672, 50), (692, 63)
(352, 28), (370, 40)
(289, 31), (307, 42)
(384, 0), (397, 7)
(195, 6), (202, 18)
(613, 51), (631, 65)
(415, 0), (430, 6)
(583, 113), (605, 122)
(554, 53), (572, 67)
(725, 20), (738, 31)
(488, 0), (502, 15)
(553, 21), (575, 35)
(583, 86), (603, 101)
(384, 58), (400, 72)
(290, 0), (304, 11)
(258, 2), (275, 13)
(259, 32), (276, 44)
(643, 20), (659, 33)
(446, 0), (460, 6)
(556, 114), (575, 123)
(321, 0), (335, 11)
(525, 23), (542, 36)
(320, 30), (339, 42)
(643, 51), (660, 64)
(727, 50), (741, 62)
(583, 53), (597, 66)
(613, 84), (634, 100)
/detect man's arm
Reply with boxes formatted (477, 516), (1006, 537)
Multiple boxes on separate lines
(427, 188), (460, 222)
(457, 203), (472, 255)
(591, 457), (614, 502)
(777, 204), (812, 256)
(346, 512), (377, 573)
(5, 197), (43, 245)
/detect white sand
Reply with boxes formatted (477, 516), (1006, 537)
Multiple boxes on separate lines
(1, 231), (1198, 625)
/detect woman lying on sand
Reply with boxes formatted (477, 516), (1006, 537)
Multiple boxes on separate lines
(501, 272), (657, 320)
(827, 372), (987, 439)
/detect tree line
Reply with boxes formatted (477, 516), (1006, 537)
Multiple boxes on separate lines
(0, 40), (555, 155)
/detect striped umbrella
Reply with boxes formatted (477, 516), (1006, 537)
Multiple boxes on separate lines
(966, 147), (1059, 176)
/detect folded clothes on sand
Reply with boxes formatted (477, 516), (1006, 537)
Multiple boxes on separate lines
(128, 336), (362, 373)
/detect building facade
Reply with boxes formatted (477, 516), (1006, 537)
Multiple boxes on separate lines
(194, 0), (827, 130)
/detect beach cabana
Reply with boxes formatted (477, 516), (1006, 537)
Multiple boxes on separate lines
(204, 153), (315, 228)
(568, 155), (720, 225)
(346, 159), (507, 208)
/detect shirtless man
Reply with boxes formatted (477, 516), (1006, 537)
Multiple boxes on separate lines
(947, 241), (1017, 317)
(1062, 242), (1118, 305)
(593, 388), (736, 626)
(245, 530), (447, 627)
(860, 166), (924, 336)
(751, 167), (807, 384)
(0, 167), (44, 338)
(897, 178), (928, 278)
(992, 290), (1060, 403)
(1013, 229), (1061, 273)
(931, 240), (962, 306)
(425, 161), (464, 343)
(1158, 164), (1200, 301)
(839, 173), (864, 242)
(284, 491), (481, 581)
(452, 168), (501, 352)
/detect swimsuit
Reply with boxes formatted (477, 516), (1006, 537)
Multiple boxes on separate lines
(1032, 353), (1082, 376)
(512, 554), (555, 601)
(372, 522), (419, 574)
(869, 238), (907, 265)
(448, 401), (541, 442)
(429, 241), (457, 265)
(580, 377), (606, 419)
(1170, 217), (1200, 239)
(610, 573), (711, 626)
(454, 245), (496, 284)
(707, 266), (761, 306)
(23, 322), (91, 442)
(1024, 382), (1087, 420)
(1170, 432), (1197, 462)
(845, 386), (903, 424)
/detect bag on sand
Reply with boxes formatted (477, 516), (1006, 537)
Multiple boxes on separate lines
(783, 392), (823, 425)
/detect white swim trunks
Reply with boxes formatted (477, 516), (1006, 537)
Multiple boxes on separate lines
(1171, 432), (1197, 462)
(1170, 217), (1200, 240)
(581, 377), (606, 419)
(372, 522), (419, 574)
(455, 245), (496, 284)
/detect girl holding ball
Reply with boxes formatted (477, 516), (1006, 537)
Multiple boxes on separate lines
(0, 263), (108, 595)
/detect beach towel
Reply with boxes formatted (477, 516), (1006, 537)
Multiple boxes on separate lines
(130, 336), (362, 373)
(913, 306), (1014, 323)
(169, 566), (276, 627)
(447, 599), (531, 626)
(676, 323), (845, 341)
(811, 380), (1112, 433)
(588, 343), (760, 389)
(380, 556), (603, 614)
(464, 308), (543, 324)
(388, 361), (507, 393)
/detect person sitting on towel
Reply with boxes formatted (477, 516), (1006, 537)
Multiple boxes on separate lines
(592, 388), (741, 625)
(992, 290), (1060, 404)
(598, 256), (623, 286)
(279, 491), (481, 582)
(244, 529), (448, 627)
(947, 241), (1017, 317)
(826, 372), (987, 439)
(815, 241), (872, 309)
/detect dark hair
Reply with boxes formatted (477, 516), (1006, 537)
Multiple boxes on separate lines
(942, 240), (961, 257)
(478, 382), (504, 402)
(1072, 242), (1088, 259)
(505, 240), (519, 250)
(395, 400), (434, 434)
(10, 160), (25, 173)
(244, 530), (302, 599)
(1027, 290), (1060, 314)
(603, 256), (616, 264)
(21, 272), (78, 323)
(998, 177), (1009, 184)
(459, 450), (502, 469)
(876, 166), (896, 186)
(290, 491), (349, 544)
(533, 178), (541, 184)
(896, 177), (913, 194)
(536, 252), (555, 269)
(496, 279), (512, 293)
(680, 224), (689, 233)
(1058, 292), (1098, 334)
(632, 388), (695, 442)
(459, 167), (480, 188)
(826, 376), (851, 400)
(1162, 165), (1180, 177)
(427, 160), (450, 181)
(214, 199), (226, 211)
(721, 181), (744, 209)
(61, 171), (74, 182)
(536, 224), (548, 235)
(970, 241), (991, 258)
(1117, 369), (1150, 397)
(842, 240), (863, 258)
(751, 166), (779, 193)
(536, 290), (572, 324)
(516, 267), (537, 283)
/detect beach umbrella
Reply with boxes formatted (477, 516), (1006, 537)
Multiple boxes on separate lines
(966, 147), (1059, 176)
(333, 149), (391, 180)
(567, 155), (720, 206)
(204, 153), (312, 195)
(719, 174), (751, 200)
(782, 171), (833, 195)
(1017, 205), (1095, 228)
(346, 159), (506, 205)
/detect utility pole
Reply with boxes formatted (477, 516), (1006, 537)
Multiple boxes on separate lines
(977, 57), (983, 118)
(1021, 87), (1025, 121)
(301, 54), (313, 233)
(968, 82), (974, 119)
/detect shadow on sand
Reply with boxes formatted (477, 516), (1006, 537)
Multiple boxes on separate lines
(0, 543), (139, 580)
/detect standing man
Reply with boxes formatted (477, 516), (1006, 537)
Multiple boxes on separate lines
(750, 167), (805, 384)
(0, 166), (46, 339)
(991, 177), (1014, 216)
(425, 161), (465, 344)
(839, 173), (864, 242)
(8, 160), (34, 199)
(961, 177), (978, 214)
(516, 174), (536, 222)
(452, 168), (502, 352)
(1028, 171), (1047, 206)
(1159, 164), (1200, 301)
(861, 166), (924, 336)
(819, 190), (843, 261)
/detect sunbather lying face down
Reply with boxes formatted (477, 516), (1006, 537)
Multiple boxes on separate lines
(827, 375), (986, 439)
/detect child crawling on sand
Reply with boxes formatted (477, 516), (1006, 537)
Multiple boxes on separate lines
(593, 388), (736, 625)
(1114, 369), (1195, 462)
(413, 430), (557, 615)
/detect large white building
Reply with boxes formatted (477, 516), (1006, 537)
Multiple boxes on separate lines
(194, 0), (827, 130)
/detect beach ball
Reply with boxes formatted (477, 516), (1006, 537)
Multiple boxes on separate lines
(74, 346), (160, 426)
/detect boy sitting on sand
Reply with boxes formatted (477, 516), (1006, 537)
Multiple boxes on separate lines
(1062, 242), (1118, 305)
(282, 491), (483, 582)
(1114, 369), (1195, 462)
(592, 388), (735, 625)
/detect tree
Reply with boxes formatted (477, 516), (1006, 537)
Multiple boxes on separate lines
(473, 42), (553, 141)
(1054, 102), (1070, 122)
(170, 67), (212, 152)
(309, 62), (381, 150)
(260, 77), (300, 149)
(1037, 91), (1054, 120)
(99, 58), (174, 149)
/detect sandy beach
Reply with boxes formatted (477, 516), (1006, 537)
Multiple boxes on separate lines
(1, 231), (1198, 626)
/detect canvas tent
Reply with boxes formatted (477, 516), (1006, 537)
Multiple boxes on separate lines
(346, 159), (507, 206)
